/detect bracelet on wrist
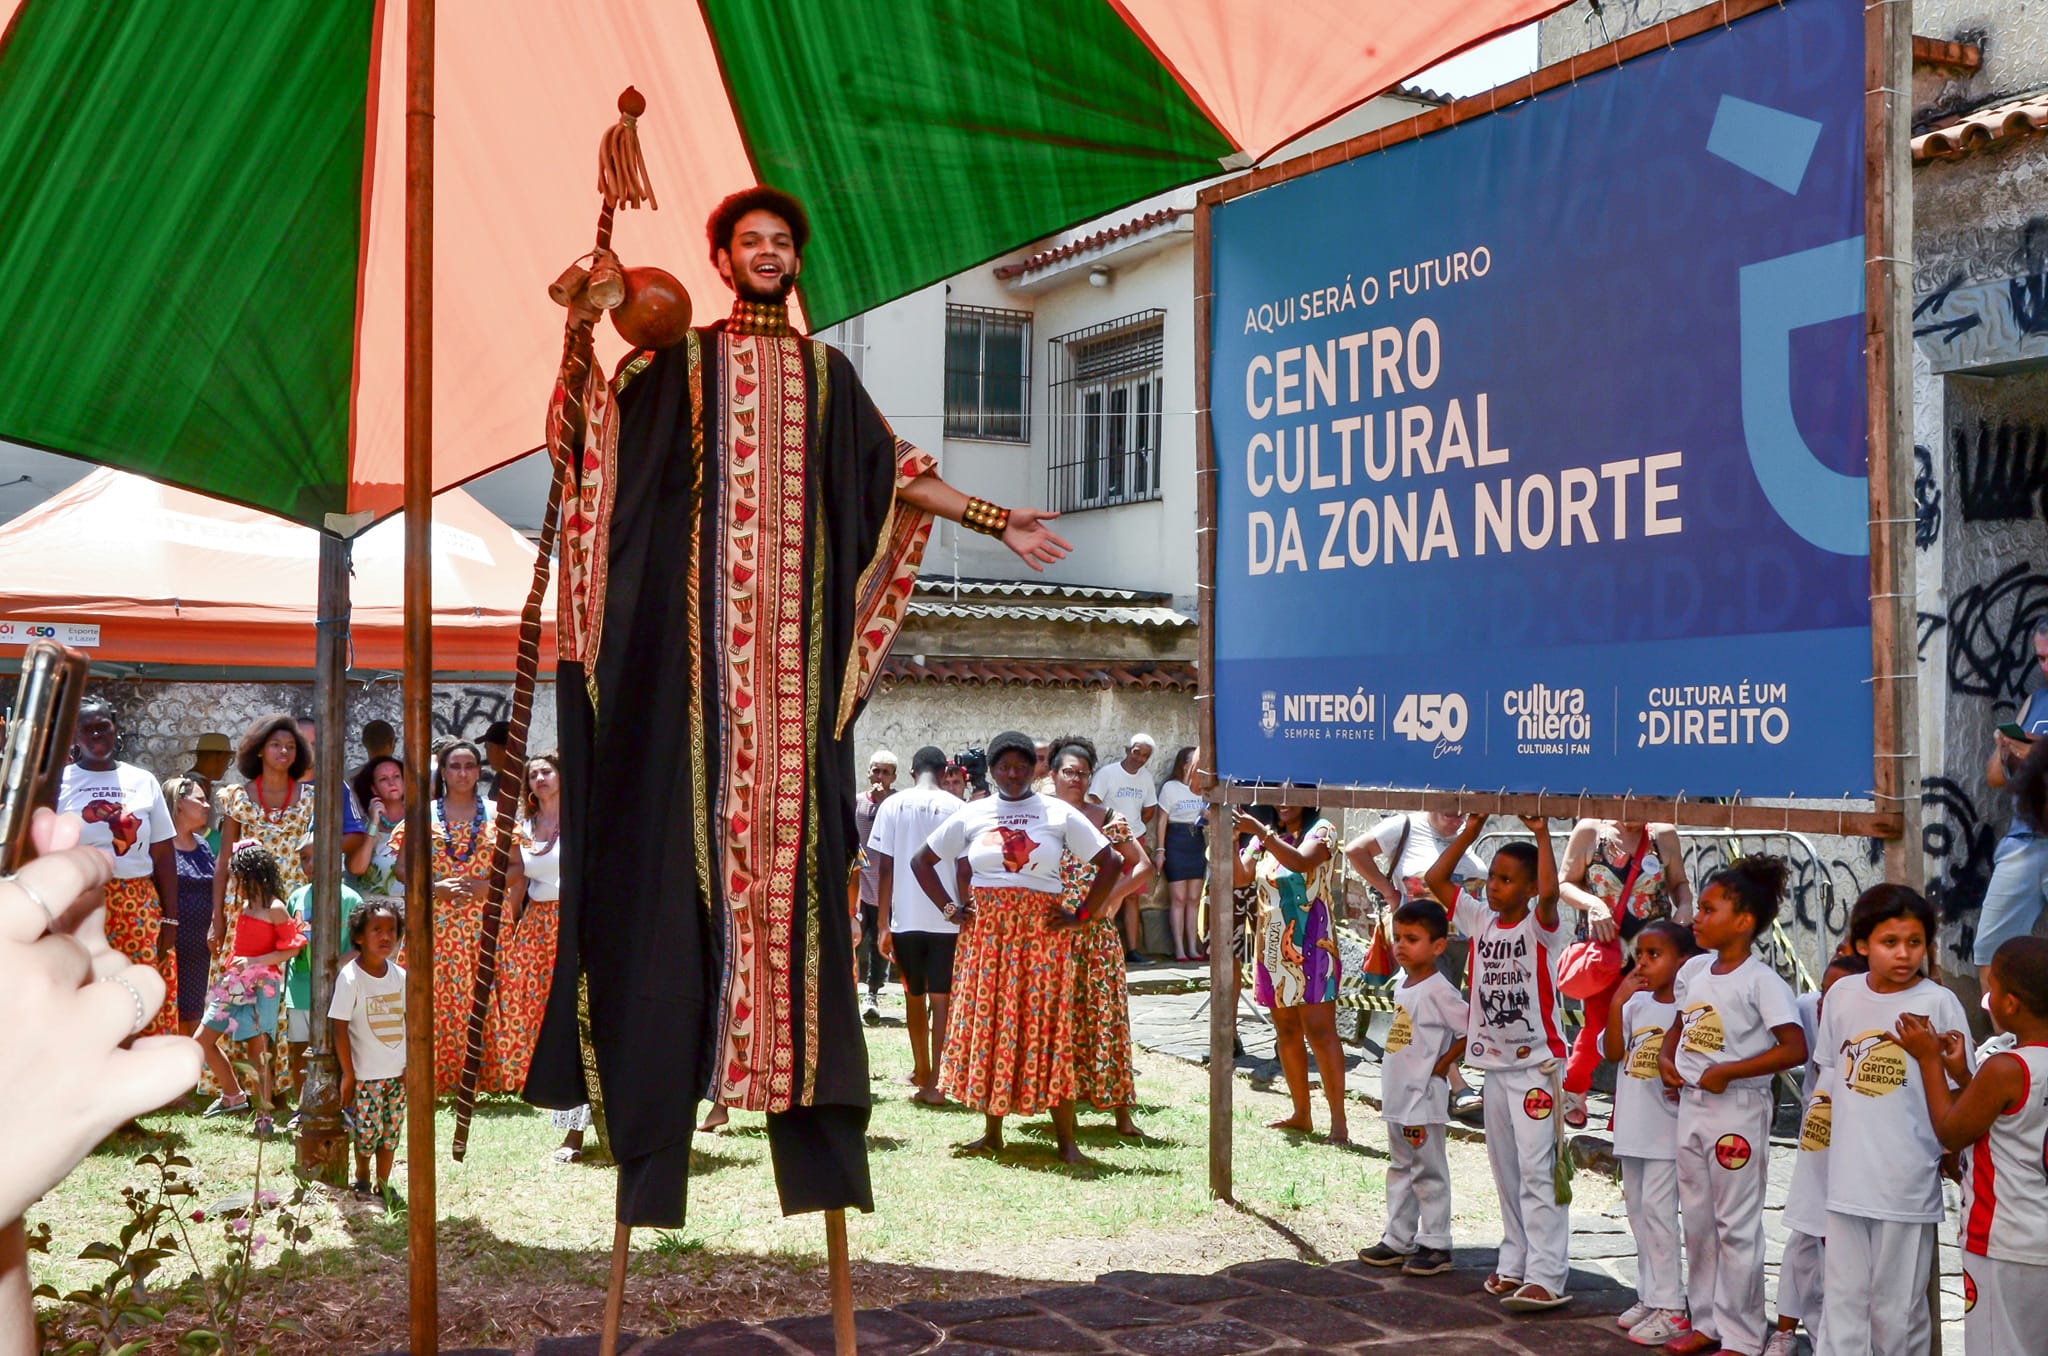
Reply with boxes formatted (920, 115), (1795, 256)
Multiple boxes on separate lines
(961, 497), (1011, 538)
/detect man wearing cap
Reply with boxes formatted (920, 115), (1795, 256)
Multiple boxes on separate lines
(1090, 734), (1160, 961)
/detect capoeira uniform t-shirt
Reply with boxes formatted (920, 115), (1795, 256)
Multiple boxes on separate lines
(1381, 970), (1468, 1126)
(1672, 953), (1801, 1092)
(1612, 992), (1679, 1159)
(1452, 892), (1568, 1072)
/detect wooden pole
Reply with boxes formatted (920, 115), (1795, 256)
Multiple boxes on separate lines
(1868, 10), (1931, 1349)
(599, 1223), (630, 1356)
(403, 0), (437, 1351)
(1192, 197), (1233, 1203)
(1866, 0), (1920, 889)
(825, 1210), (856, 1356)
(295, 532), (351, 1181)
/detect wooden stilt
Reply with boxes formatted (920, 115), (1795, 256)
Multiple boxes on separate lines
(599, 1222), (630, 1356)
(825, 1209), (856, 1356)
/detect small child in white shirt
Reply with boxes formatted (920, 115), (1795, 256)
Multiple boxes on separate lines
(329, 900), (408, 1202)
(1658, 857), (1807, 1356)
(1765, 950), (1867, 1356)
(1600, 920), (1696, 1347)
(1898, 935), (2048, 1356)
(1813, 886), (1971, 1356)
(1424, 814), (1572, 1312)
(1357, 899), (1467, 1277)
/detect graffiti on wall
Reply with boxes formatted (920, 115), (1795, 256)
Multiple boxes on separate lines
(1914, 444), (1943, 547)
(1913, 220), (2048, 373)
(433, 686), (512, 742)
(1947, 564), (2048, 701)
(1955, 422), (2048, 524)
(1922, 775), (1999, 961)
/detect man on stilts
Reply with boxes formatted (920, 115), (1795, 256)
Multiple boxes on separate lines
(526, 186), (1069, 1230)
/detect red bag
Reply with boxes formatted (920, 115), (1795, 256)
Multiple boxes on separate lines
(1360, 913), (1396, 979)
(1554, 829), (1650, 1000)
(1555, 937), (1622, 999)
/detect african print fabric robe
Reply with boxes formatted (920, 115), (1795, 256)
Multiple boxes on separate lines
(528, 300), (934, 1227)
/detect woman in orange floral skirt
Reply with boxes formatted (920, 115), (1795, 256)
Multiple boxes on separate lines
(389, 739), (497, 1095)
(492, 751), (562, 1094)
(1047, 736), (1153, 1137)
(914, 731), (1121, 1163)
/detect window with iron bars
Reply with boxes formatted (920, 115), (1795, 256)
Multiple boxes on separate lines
(816, 313), (868, 384)
(1047, 311), (1166, 513)
(944, 305), (1030, 441)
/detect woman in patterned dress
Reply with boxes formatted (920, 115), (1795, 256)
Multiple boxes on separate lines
(207, 714), (315, 1096)
(492, 751), (562, 1099)
(387, 739), (496, 1095)
(1233, 802), (1348, 1144)
(1048, 737), (1153, 1137)
(914, 731), (1120, 1163)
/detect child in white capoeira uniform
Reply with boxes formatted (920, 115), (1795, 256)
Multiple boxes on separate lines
(1357, 898), (1467, 1278)
(1600, 920), (1695, 1347)
(1425, 814), (1570, 1312)
(1765, 950), (1867, 1356)
(1898, 935), (2048, 1356)
(1814, 885), (1972, 1356)
(1657, 857), (1806, 1356)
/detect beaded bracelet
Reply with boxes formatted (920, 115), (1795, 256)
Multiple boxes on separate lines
(962, 497), (1011, 537)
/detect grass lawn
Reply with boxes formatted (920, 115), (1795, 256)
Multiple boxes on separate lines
(29, 1028), (1614, 1353)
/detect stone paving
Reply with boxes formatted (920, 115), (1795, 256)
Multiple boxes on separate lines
(372, 1255), (1651, 1355)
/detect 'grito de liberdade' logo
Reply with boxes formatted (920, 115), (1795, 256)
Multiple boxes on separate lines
(1841, 1030), (1909, 1097)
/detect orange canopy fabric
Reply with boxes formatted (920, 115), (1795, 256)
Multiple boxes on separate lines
(0, 469), (555, 670)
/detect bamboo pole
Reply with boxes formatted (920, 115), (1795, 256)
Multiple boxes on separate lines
(403, 0), (437, 1350)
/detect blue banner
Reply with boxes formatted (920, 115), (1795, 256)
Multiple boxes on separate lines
(1207, 0), (1873, 799)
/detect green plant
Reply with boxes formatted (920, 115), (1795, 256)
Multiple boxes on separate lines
(34, 1135), (316, 1356)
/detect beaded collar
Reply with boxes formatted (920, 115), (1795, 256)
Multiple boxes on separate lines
(726, 298), (795, 336)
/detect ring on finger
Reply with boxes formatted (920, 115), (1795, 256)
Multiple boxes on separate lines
(4, 870), (59, 924)
(101, 972), (147, 1036)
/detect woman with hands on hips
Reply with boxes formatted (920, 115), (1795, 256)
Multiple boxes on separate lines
(1, 808), (203, 1355)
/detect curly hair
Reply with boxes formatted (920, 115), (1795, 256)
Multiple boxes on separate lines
(706, 186), (810, 263)
(347, 897), (406, 949)
(1704, 855), (1791, 931)
(228, 841), (287, 906)
(236, 712), (311, 782)
(1048, 734), (1098, 774)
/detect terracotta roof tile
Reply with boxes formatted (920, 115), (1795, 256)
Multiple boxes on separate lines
(878, 658), (1198, 692)
(994, 208), (1186, 280)
(1914, 92), (2048, 162)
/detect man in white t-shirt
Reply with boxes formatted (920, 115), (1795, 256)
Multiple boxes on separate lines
(1090, 732), (1159, 960)
(868, 747), (964, 1105)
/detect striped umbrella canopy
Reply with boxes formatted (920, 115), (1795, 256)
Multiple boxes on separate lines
(0, 0), (1554, 529)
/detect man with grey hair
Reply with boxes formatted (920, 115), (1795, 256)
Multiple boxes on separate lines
(1979, 618), (2048, 992)
(854, 749), (898, 1022)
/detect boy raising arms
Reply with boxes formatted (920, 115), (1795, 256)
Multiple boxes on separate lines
(1425, 814), (1572, 1311)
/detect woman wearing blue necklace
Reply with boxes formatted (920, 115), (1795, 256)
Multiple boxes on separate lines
(389, 739), (498, 1094)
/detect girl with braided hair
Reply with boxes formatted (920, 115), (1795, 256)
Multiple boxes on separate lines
(197, 842), (303, 1134)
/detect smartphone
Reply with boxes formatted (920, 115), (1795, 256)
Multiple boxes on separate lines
(0, 641), (90, 872)
(1999, 723), (2033, 742)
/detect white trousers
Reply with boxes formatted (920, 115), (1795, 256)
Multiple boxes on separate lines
(1621, 1155), (1684, 1311)
(1774, 1228), (1824, 1330)
(1381, 1121), (1452, 1251)
(1964, 1254), (2048, 1356)
(1817, 1213), (1933, 1356)
(1481, 1064), (1570, 1293)
(1676, 1086), (1772, 1355)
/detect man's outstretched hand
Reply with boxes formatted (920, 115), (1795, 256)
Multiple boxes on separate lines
(1001, 508), (1071, 572)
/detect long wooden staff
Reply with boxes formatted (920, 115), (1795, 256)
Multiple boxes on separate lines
(451, 87), (656, 1160)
